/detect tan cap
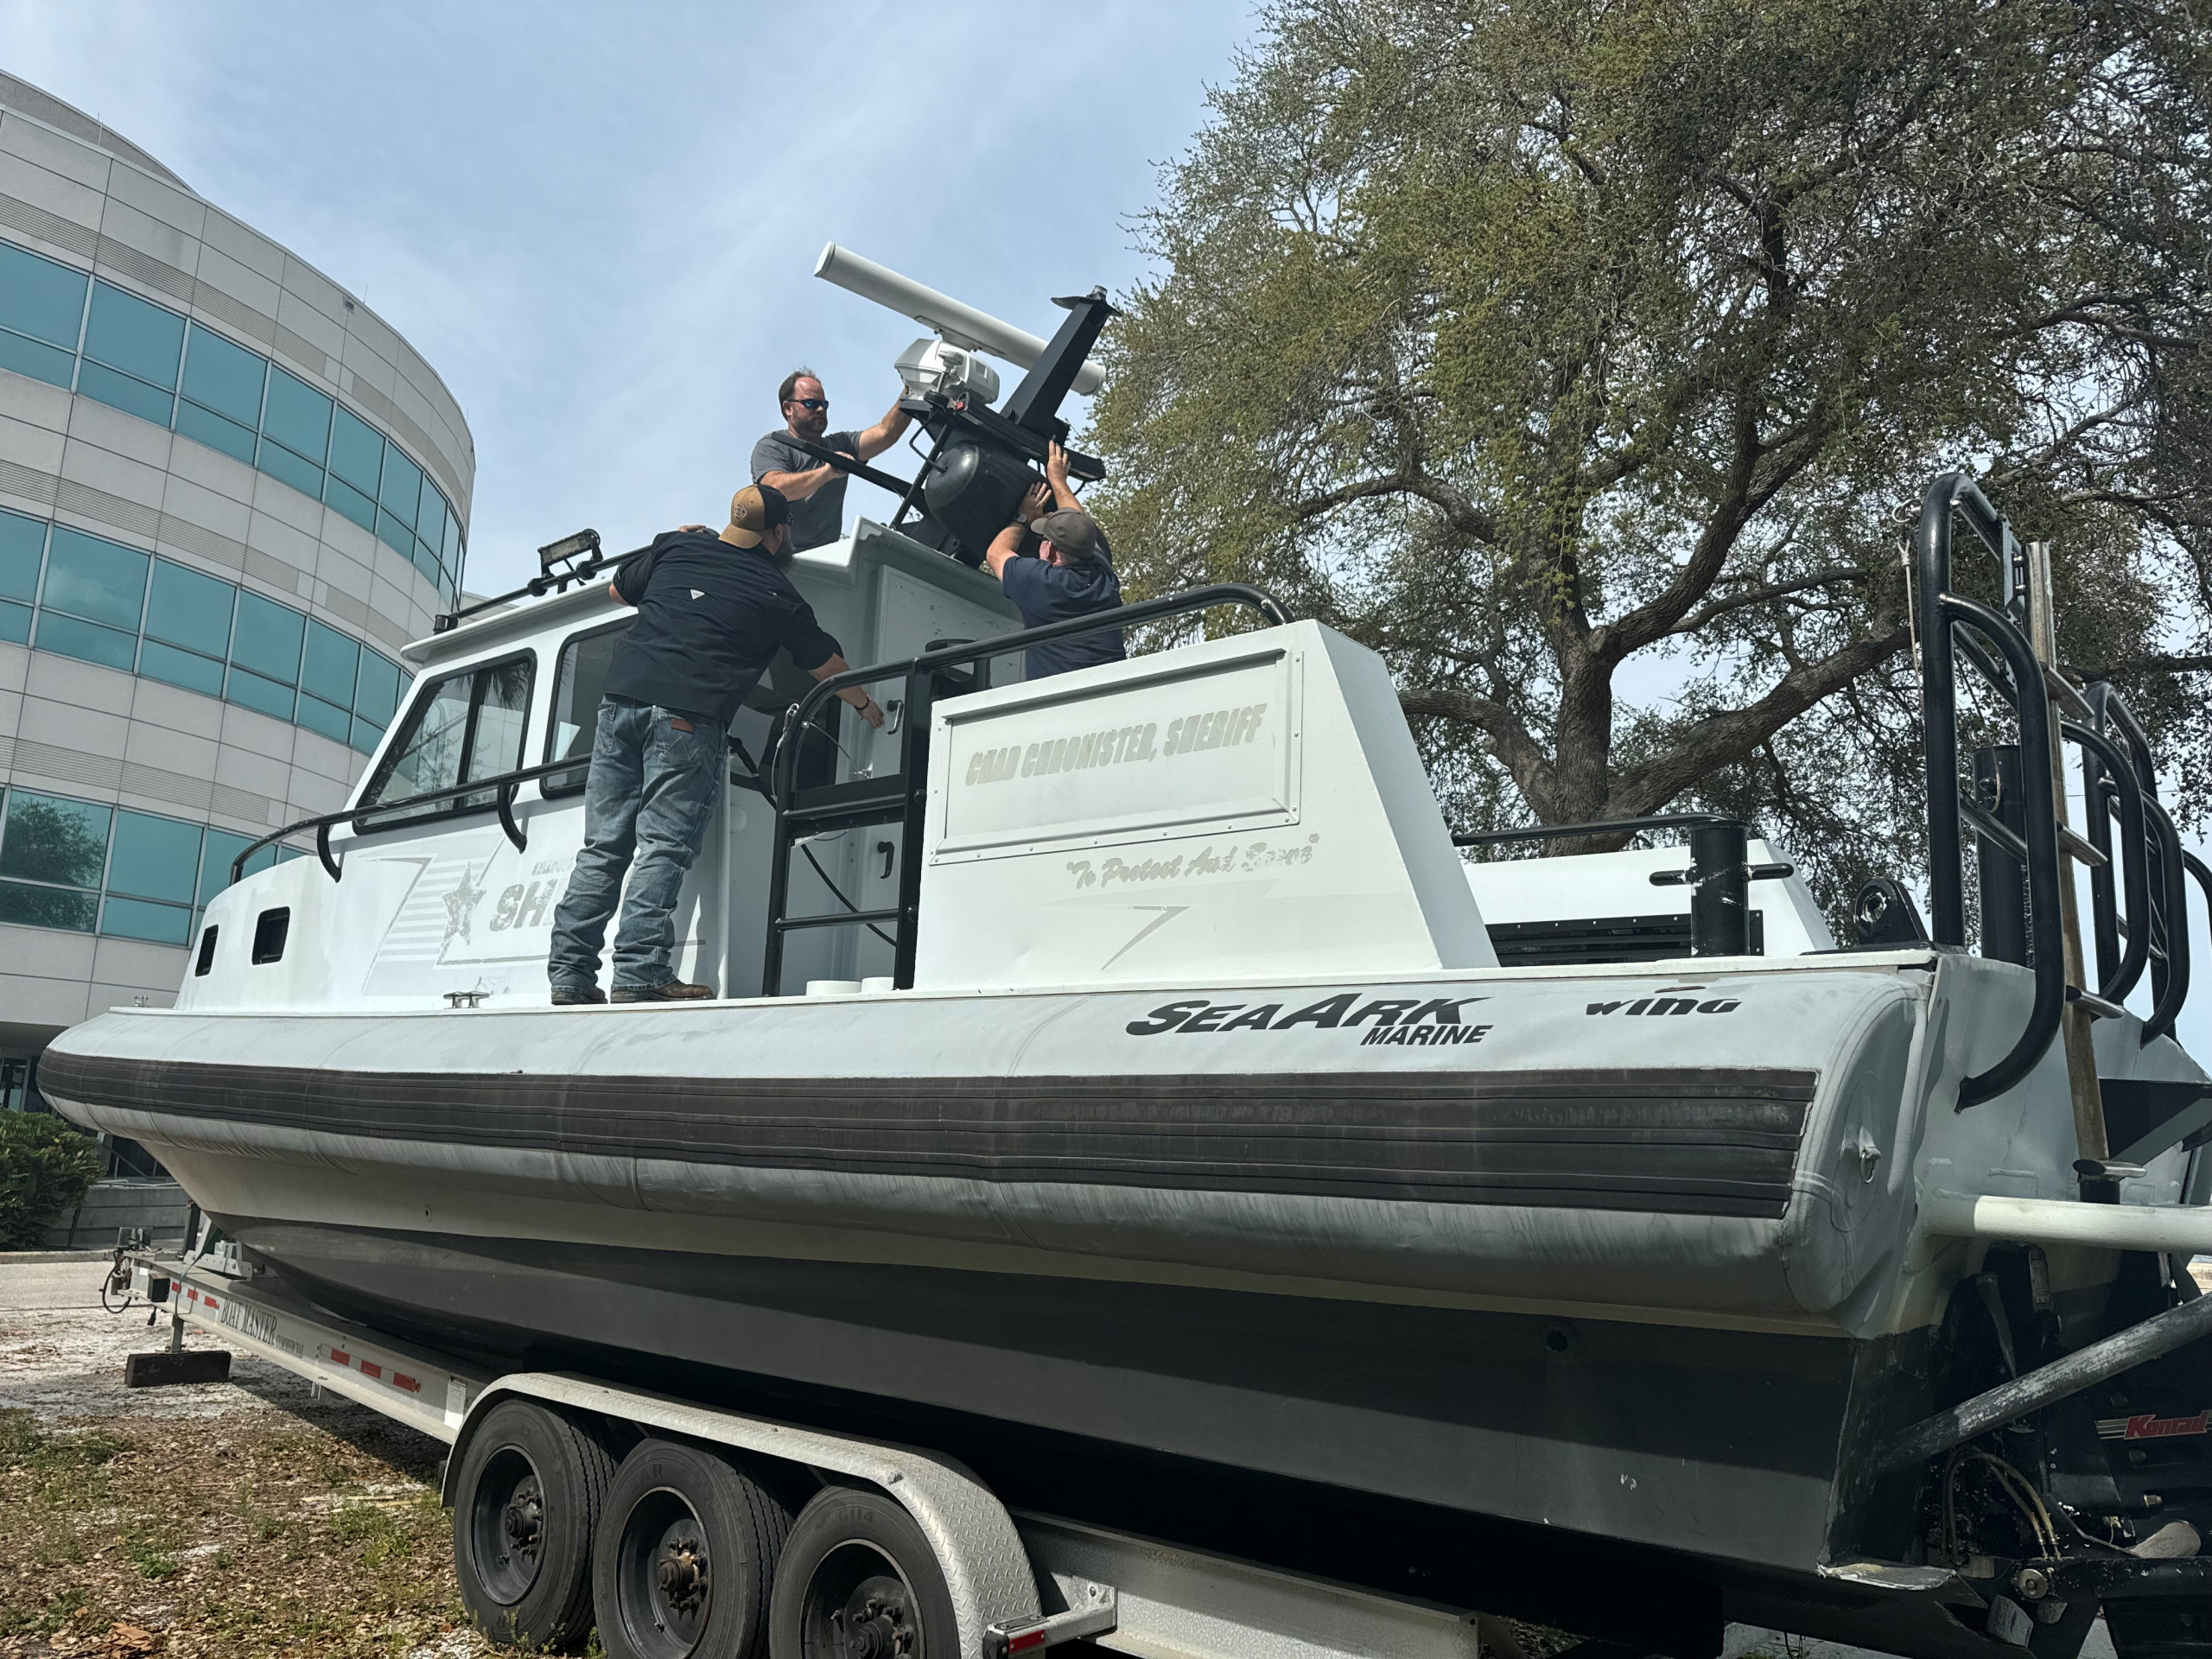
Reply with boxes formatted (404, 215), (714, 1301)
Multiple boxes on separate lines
(727, 484), (791, 548)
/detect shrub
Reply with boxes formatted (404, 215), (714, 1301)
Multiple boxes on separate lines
(0, 1112), (105, 1249)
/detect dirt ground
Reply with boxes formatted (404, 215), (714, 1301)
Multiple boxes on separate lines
(0, 1255), (493, 1659)
(6, 1253), (2197, 1659)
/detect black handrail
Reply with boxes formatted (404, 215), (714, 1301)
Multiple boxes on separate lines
(227, 756), (579, 884)
(1452, 811), (1751, 849)
(2062, 721), (2151, 1002)
(1916, 472), (2022, 944)
(2140, 796), (2190, 1046)
(1917, 473), (2067, 1107)
(767, 583), (1294, 808)
(2085, 681), (2194, 1046)
(1939, 591), (2064, 1104)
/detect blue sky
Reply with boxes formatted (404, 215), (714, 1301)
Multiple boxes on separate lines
(0, 0), (1259, 592)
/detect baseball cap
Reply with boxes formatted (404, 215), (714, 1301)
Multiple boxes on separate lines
(1034, 508), (1103, 563)
(727, 484), (791, 547)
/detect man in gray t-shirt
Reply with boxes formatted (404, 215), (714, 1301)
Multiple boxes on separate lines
(750, 368), (912, 552)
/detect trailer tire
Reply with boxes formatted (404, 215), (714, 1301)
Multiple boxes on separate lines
(450, 1398), (615, 1652)
(594, 1438), (792, 1659)
(769, 1484), (959, 1659)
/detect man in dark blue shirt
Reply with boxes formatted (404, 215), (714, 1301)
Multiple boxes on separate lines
(984, 441), (1128, 680)
(548, 485), (885, 1004)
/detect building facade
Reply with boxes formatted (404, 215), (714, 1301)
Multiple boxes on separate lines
(0, 72), (475, 1099)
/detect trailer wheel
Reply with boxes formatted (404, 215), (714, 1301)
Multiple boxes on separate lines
(450, 1398), (614, 1651)
(769, 1484), (958, 1659)
(594, 1438), (792, 1659)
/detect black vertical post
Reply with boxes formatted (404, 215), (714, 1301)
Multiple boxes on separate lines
(1974, 746), (2031, 966)
(893, 670), (933, 990)
(1689, 822), (1751, 957)
(1917, 478), (1967, 944)
(760, 709), (796, 998)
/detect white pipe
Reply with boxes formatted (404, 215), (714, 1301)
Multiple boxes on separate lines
(1922, 1190), (2212, 1255)
(815, 243), (1106, 397)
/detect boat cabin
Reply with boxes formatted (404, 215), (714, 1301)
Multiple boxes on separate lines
(180, 516), (1838, 1014)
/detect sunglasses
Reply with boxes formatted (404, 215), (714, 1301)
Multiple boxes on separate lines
(789, 397), (829, 410)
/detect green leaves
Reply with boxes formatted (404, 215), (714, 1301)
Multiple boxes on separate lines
(0, 1112), (105, 1249)
(1091, 0), (2212, 906)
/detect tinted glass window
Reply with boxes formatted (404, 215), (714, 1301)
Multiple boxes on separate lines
(255, 438), (324, 499)
(139, 638), (225, 696)
(198, 828), (264, 905)
(35, 613), (137, 671)
(144, 558), (234, 654)
(0, 509), (43, 603)
(546, 625), (627, 791)
(0, 326), (74, 387)
(0, 602), (28, 645)
(102, 894), (190, 944)
(226, 664), (295, 721)
(0, 242), (89, 346)
(231, 589), (305, 684)
(354, 651), (402, 723)
(301, 620), (359, 706)
(466, 658), (532, 784)
(260, 365), (331, 461)
(360, 657), (533, 814)
(378, 447), (423, 520)
(296, 693), (351, 744)
(107, 810), (200, 903)
(0, 880), (97, 931)
(0, 791), (111, 888)
(175, 400), (257, 463)
(363, 671), (473, 806)
(326, 477), (377, 532)
(415, 485), (446, 550)
(41, 527), (148, 629)
(328, 406), (384, 494)
(82, 282), (183, 388)
(376, 506), (418, 560)
(76, 359), (175, 424)
(181, 326), (265, 425)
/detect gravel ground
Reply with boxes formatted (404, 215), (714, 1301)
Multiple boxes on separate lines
(7, 1252), (2196, 1659)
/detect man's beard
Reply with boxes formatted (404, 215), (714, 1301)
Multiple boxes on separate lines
(771, 538), (796, 567)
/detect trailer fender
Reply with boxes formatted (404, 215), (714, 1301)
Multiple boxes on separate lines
(447, 1372), (1040, 1659)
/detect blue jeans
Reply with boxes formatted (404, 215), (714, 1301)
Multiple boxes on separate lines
(548, 697), (721, 991)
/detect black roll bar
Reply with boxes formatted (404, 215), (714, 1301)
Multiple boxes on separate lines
(768, 583), (1294, 807)
(227, 756), (579, 885)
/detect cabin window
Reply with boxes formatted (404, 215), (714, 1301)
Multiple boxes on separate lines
(194, 925), (218, 976)
(251, 907), (289, 964)
(356, 653), (535, 824)
(542, 621), (631, 795)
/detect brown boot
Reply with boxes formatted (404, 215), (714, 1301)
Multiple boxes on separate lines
(610, 980), (715, 1002)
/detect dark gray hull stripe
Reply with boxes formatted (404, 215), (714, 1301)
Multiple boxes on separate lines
(41, 1053), (1817, 1218)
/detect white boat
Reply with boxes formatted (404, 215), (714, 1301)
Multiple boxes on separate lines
(40, 367), (2211, 1657)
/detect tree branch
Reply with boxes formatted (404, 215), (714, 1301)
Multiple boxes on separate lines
(1609, 627), (1913, 815)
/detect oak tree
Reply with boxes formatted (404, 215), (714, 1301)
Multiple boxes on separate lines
(1089, 0), (2212, 909)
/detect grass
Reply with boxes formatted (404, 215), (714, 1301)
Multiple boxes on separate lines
(0, 1406), (493, 1656)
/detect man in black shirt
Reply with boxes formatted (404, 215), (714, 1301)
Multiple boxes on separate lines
(547, 485), (885, 1003)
